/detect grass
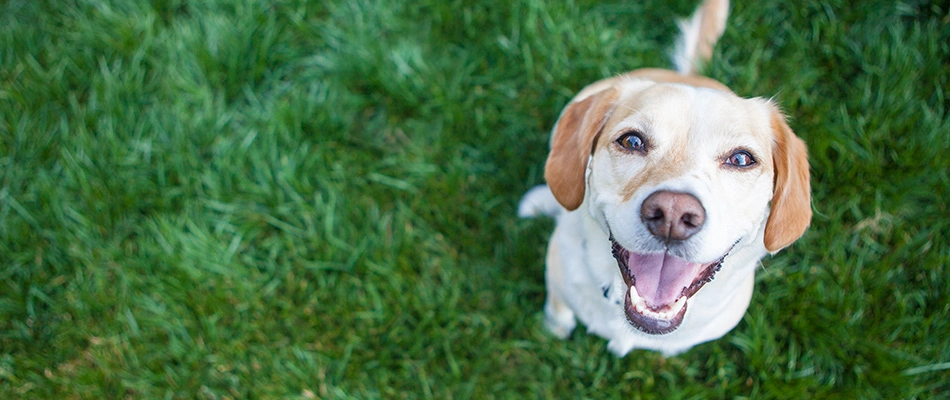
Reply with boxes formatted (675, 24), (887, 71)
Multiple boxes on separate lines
(1, 0), (947, 398)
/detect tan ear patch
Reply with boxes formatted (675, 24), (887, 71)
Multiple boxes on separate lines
(544, 88), (619, 210)
(764, 113), (812, 252)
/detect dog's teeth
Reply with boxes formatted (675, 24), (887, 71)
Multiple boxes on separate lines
(629, 286), (648, 313)
(669, 296), (687, 315)
(628, 287), (687, 320)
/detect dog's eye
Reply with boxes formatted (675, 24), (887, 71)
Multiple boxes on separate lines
(725, 150), (756, 168)
(617, 131), (647, 152)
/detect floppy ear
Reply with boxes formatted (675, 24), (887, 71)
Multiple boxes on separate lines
(764, 111), (812, 252)
(544, 88), (618, 210)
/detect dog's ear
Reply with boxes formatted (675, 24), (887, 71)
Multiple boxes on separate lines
(764, 111), (812, 252)
(544, 88), (618, 210)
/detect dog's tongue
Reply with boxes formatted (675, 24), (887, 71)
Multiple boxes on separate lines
(628, 252), (703, 308)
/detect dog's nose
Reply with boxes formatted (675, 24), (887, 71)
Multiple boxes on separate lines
(640, 191), (706, 242)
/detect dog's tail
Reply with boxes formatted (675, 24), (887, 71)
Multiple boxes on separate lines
(518, 185), (563, 219)
(672, 0), (730, 76)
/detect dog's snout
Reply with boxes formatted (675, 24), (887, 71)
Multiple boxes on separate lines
(641, 191), (706, 242)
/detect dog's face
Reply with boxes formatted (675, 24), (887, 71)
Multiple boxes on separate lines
(544, 77), (811, 334)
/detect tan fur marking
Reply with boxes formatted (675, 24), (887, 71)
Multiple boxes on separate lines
(619, 158), (691, 203)
(615, 121), (692, 203)
(623, 69), (731, 92)
(696, 0), (729, 63)
(764, 113), (812, 252)
(545, 88), (620, 210)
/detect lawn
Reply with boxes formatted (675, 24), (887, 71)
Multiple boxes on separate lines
(1, 0), (948, 398)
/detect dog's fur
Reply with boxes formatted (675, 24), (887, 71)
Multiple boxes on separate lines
(519, 0), (811, 356)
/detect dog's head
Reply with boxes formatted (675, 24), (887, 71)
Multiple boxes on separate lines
(544, 73), (811, 334)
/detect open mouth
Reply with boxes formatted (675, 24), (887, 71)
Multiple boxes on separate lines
(609, 235), (734, 335)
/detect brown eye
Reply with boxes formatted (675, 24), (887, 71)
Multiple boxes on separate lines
(725, 150), (756, 168)
(617, 131), (647, 152)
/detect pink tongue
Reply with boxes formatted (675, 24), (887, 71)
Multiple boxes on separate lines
(628, 252), (703, 308)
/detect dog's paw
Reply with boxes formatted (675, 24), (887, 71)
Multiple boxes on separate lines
(607, 338), (635, 357)
(543, 303), (576, 339)
(545, 317), (576, 340)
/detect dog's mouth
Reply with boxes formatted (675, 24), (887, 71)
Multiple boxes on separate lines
(610, 235), (735, 335)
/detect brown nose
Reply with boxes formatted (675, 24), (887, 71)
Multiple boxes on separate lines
(640, 191), (706, 242)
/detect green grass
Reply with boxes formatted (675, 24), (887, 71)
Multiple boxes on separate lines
(1, 0), (948, 398)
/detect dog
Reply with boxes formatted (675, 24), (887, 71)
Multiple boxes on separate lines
(518, 0), (811, 356)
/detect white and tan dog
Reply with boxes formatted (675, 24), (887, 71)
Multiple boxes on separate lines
(519, 0), (811, 356)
